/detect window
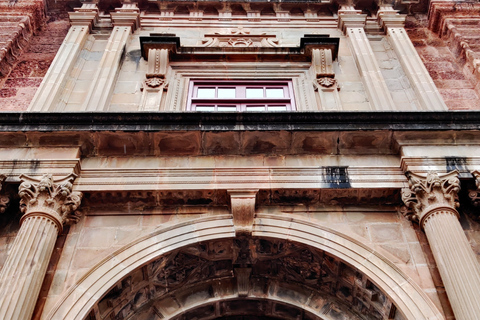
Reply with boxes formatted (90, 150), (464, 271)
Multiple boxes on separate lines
(187, 80), (295, 111)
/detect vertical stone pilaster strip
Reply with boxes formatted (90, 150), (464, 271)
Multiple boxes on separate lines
(402, 171), (480, 320)
(141, 48), (169, 111)
(84, 4), (139, 111)
(28, 4), (98, 111)
(311, 48), (341, 110)
(338, 7), (396, 110)
(0, 174), (82, 320)
(378, 7), (448, 111)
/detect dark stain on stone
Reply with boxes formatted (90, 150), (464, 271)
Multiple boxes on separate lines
(446, 157), (468, 173)
(323, 166), (351, 188)
(126, 49), (142, 70)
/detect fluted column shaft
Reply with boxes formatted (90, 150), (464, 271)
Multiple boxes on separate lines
(423, 209), (480, 320)
(0, 216), (59, 320)
(0, 174), (82, 320)
(403, 171), (480, 320)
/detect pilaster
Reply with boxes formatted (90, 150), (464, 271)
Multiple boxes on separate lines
(84, 4), (139, 111)
(0, 174), (82, 320)
(141, 48), (169, 111)
(312, 48), (341, 110)
(28, 4), (98, 111)
(338, 6), (396, 110)
(402, 171), (480, 320)
(378, 7), (448, 111)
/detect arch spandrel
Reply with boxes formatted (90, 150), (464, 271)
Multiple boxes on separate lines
(43, 215), (444, 320)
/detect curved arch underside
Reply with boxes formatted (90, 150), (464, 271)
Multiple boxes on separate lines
(86, 237), (402, 320)
(48, 215), (443, 320)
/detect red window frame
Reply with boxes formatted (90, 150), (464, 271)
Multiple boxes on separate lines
(187, 80), (296, 111)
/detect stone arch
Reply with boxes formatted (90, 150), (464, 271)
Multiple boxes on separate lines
(44, 214), (444, 320)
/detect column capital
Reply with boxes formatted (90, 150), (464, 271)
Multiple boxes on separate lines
(18, 173), (83, 233)
(377, 6), (406, 30)
(68, 3), (99, 31)
(111, 4), (140, 32)
(468, 170), (480, 206)
(401, 171), (460, 227)
(338, 6), (367, 34)
(0, 174), (10, 214)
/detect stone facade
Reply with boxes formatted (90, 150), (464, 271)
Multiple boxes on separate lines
(1, 0), (480, 320)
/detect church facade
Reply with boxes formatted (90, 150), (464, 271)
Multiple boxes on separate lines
(1, 0), (480, 319)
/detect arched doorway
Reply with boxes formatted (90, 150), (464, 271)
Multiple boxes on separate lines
(86, 237), (399, 319)
(44, 215), (443, 320)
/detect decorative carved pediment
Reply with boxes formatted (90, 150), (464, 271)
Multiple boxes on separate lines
(199, 27), (279, 47)
(19, 173), (83, 231)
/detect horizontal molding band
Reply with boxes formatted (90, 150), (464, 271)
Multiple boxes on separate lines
(1, 111), (480, 132)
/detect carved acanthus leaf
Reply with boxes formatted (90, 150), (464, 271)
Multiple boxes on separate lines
(401, 171), (460, 224)
(19, 174), (83, 230)
(0, 174), (10, 214)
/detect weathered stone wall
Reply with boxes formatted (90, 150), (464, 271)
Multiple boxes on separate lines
(406, 12), (480, 110)
(0, 18), (69, 110)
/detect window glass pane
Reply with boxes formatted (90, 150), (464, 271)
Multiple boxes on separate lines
(218, 88), (236, 98)
(267, 106), (288, 111)
(246, 106), (266, 111)
(217, 106), (237, 112)
(196, 105), (215, 111)
(246, 88), (264, 98)
(266, 88), (284, 98)
(197, 88), (216, 98)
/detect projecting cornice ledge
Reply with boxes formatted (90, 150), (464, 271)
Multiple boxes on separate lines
(1, 111), (480, 132)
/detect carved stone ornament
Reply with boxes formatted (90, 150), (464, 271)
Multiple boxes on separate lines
(18, 173), (83, 231)
(401, 171), (460, 226)
(199, 27), (279, 48)
(0, 174), (10, 213)
(145, 77), (165, 88)
(317, 77), (336, 88)
(228, 189), (258, 236)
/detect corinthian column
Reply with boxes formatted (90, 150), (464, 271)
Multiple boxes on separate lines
(0, 174), (82, 320)
(402, 171), (480, 320)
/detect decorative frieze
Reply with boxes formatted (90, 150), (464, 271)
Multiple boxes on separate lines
(228, 189), (257, 236)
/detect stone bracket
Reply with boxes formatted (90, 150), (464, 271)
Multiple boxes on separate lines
(228, 189), (258, 236)
(234, 267), (252, 297)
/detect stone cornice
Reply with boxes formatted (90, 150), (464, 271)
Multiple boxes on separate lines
(2, 112), (480, 132)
